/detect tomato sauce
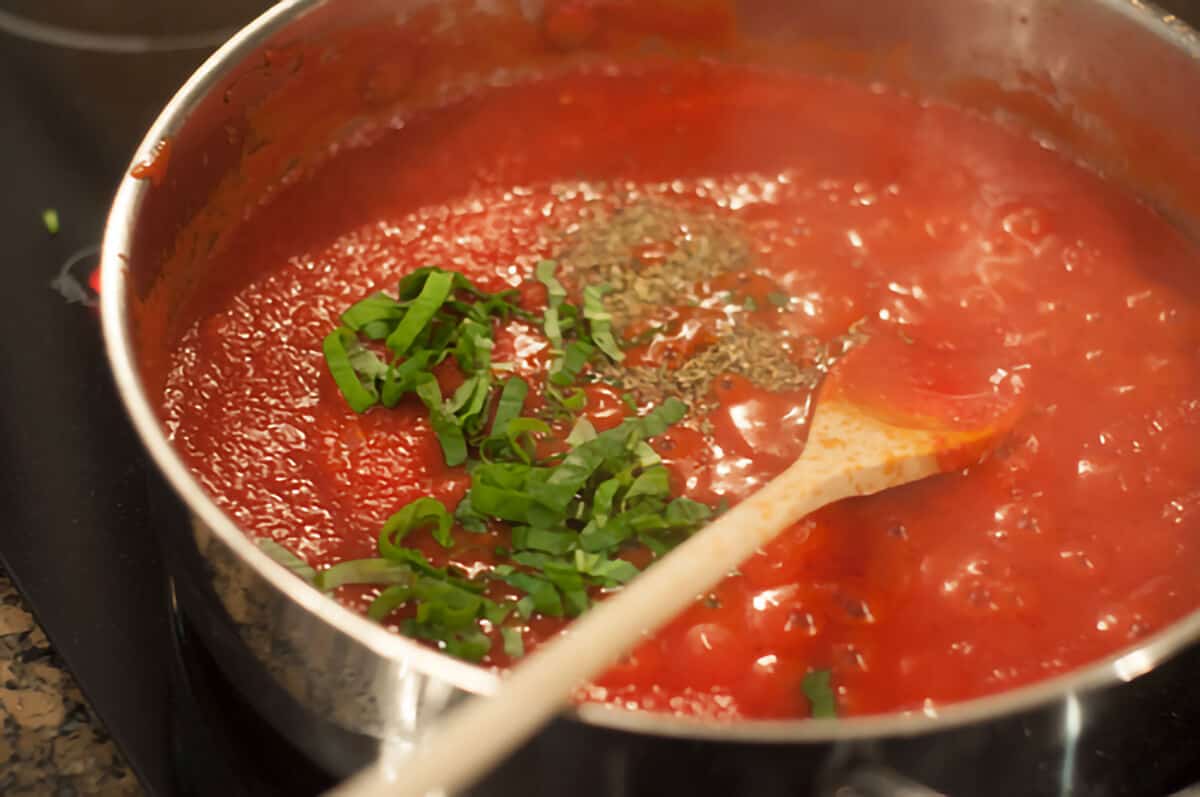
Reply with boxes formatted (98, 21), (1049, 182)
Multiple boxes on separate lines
(162, 63), (1200, 720)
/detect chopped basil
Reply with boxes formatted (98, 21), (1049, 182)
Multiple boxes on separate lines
(802, 669), (837, 718)
(512, 526), (576, 555)
(501, 417), (551, 464)
(537, 259), (622, 387)
(378, 497), (454, 555)
(490, 377), (529, 437)
(256, 539), (317, 584)
(414, 375), (469, 467)
(318, 264), (718, 664)
(493, 566), (565, 617)
(550, 339), (596, 386)
(536, 259), (567, 351)
(406, 620), (492, 661)
(501, 627), (525, 659)
(545, 384), (587, 416)
(625, 466), (671, 503)
(574, 551), (639, 585)
(386, 270), (455, 356)
(323, 267), (523, 424)
(665, 497), (713, 527)
(367, 585), (412, 621)
(583, 283), (624, 362)
(454, 494), (489, 533)
(767, 291), (791, 309)
(565, 417), (597, 447)
(322, 328), (382, 413)
(317, 558), (414, 591)
(341, 293), (406, 339)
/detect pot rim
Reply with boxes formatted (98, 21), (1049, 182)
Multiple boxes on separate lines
(100, 0), (1200, 744)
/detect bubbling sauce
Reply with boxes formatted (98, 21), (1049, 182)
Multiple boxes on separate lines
(163, 64), (1200, 719)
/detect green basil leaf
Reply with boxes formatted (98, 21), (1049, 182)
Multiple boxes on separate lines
(342, 292), (406, 339)
(469, 483), (536, 524)
(378, 497), (454, 556)
(256, 539), (317, 584)
(442, 629), (492, 661)
(591, 478), (621, 527)
(483, 600), (513, 626)
(387, 270), (455, 356)
(565, 417), (597, 447)
(802, 669), (838, 718)
(542, 560), (589, 616)
(322, 327), (380, 413)
(367, 585), (412, 621)
(317, 558), (415, 591)
(511, 551), (557, 570)
(636, 398), (688, 438)
(492, 569), (564, 617)
(490, 377), (529, 437)
(448, 372), (494, 440)
(574, 550), (639, 585)
(414, 579), (484, 630)
(395, 267), (438, 299)
(511, 526), (576, 555)
(404, 619), (492, 662)
(637, 532), (672, 558)
(468, 463), (558, 525)
(624, 466), (671, 505)
(549, 340), (596, 387)
(547, 385), (587, 414)
(501, 627), (525, 659)
(529, 438), (610, 512)
(455, 494), (488, 533)
(379, 349), (438, 408)
(579, 517), (633, 552)
(454, 318), (494, 374)
(537, 259), (567, 354)
(504, 417), (550, 464)
(473, 461), (537, 490)
(583, 283), (624, 362)
(415, 375), (468, 467)
(665, 497), (713, 528)
(536, 260), (566, 309)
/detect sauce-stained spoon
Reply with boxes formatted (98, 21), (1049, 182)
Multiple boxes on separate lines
(330, 333), (1025, 797)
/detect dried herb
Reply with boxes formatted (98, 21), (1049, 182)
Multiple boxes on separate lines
(555, 201), (752, 328)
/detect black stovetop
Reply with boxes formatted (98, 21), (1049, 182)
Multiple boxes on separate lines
(3, 2), (1200, 795)
(0, 5), (311, 794)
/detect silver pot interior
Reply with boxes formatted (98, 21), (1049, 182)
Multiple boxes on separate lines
(101, 0), (1200, 774)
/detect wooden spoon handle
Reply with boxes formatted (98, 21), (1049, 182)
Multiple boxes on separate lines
(330, 451), (858, 797)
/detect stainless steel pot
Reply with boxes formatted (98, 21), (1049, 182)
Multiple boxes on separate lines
(100, 1), (1200, 793)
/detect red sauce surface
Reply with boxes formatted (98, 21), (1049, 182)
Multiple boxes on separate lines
(163, 64), (1200, 720)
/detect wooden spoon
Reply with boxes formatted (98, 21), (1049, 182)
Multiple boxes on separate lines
(330, 343), (1020, 797)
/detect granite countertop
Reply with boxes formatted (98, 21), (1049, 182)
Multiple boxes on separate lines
(0, 569), (139, 796)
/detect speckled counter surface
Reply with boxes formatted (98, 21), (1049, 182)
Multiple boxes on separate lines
(0, 569), (140, 796)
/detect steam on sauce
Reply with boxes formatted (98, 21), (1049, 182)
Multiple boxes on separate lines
(162, 64), (1200, 720)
